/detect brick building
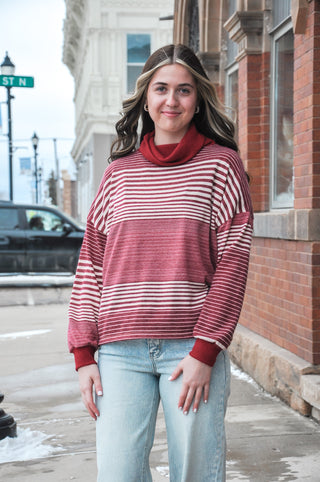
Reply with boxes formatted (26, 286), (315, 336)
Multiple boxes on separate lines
(173, 0), (320, 417)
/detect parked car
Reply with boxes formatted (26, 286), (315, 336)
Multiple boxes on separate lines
(0, 201), (85, 274)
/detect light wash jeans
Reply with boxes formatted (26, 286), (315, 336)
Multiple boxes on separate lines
(96, 339), (230, 482)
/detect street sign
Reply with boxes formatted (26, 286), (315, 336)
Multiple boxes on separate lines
(0, 75), (34, 88)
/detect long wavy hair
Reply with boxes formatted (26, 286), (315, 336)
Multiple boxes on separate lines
(110, 44), (237, 161)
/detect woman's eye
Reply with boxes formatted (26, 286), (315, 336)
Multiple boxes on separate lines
(179, 88), (191, 95)
(156, 86), (166, 93)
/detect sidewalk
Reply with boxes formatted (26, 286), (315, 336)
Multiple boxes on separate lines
(0, 303), (320, 481)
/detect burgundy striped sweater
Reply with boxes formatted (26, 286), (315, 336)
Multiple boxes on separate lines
(68, 142), (253, 369)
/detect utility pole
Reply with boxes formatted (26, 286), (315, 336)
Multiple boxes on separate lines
(31, 132), (39, 203)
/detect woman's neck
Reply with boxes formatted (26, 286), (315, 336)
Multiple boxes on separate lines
(154, 126), (189, 146)
(139, 123), (214, 167)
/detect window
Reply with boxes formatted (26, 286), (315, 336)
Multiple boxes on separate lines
(26, 209), (65, 232)
(0, 208), (19, 229)
(271, 24), (294, 207)
(225, 64), (238, 126)
(127, 34), (151, 93)
(273, 0), (291, 28)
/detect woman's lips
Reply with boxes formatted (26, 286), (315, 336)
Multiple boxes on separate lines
(161, 111), (180, 117)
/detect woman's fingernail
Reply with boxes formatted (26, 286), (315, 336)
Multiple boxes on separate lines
(204, 399), (208, 404)
(193, 408), (198, 413)
(183, 410), (188, 415)
(168, 376), (173, 381)
(178, 406), (183, 411)
(97, 391), (103, 396)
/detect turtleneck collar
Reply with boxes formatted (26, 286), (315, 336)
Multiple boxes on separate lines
(139, 123), (214, 167)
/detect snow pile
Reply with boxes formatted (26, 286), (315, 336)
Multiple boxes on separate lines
(0, 427), (63, 464)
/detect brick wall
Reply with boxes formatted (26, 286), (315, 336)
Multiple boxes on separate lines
(241, 239), (319, 365)
(62, 170), (77, 218)
(236, 1), (320, 366)
(238, 53), (270, 212)
(312, 242), (320, 363)
(294, 0), (320, 210)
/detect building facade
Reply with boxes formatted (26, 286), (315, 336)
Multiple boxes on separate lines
(174, 0), (320, 416)
(63, 0), (173, 221)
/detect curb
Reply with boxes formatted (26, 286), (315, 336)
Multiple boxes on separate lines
(0, 286), (72, 307)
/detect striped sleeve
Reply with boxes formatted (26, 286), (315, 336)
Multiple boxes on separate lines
(192, 150), (253, 358)
(68, 168), (112, 361)
(68, 220), (106, 355)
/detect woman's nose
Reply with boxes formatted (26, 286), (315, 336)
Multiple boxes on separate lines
(166, 90), (178, 106)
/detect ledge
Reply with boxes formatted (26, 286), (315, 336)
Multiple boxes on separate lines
(253, 209), (320, 241)
(229, 324), (320, 421)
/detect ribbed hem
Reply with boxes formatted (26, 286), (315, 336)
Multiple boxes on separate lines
(189, 338), (222, 367)
(72, 346), (97, 371)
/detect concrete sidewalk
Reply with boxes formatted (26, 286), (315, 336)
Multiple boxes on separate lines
(0, 304), (320, 481)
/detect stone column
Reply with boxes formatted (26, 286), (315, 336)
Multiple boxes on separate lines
(224, 9), (269, 212)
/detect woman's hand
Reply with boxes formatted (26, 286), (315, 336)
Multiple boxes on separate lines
(169, 355), (212, 414)
(78, 364), (103, 420)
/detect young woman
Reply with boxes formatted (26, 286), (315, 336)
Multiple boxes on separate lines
(68, 44), (253, 481)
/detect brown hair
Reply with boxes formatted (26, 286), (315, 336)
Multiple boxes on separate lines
(110, 44), (237, 161)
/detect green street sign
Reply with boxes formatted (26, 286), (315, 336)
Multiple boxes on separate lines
(0, 75), (34, 88)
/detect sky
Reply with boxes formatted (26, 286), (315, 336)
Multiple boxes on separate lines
(0, 0), (75, 203)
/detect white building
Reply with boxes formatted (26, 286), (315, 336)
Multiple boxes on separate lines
(63, 0), (173, 222)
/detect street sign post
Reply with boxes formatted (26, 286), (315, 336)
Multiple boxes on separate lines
(0, 75), (34, 88)
(0, 71), (35, 201)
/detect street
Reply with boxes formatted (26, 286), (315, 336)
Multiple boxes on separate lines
(0, 303), (320, 481)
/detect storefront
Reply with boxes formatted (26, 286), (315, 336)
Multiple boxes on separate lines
(173, 0), (320, 417)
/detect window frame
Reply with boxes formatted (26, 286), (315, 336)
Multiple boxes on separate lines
(270, 19), (294, 209)
(126, 33), (151, 94)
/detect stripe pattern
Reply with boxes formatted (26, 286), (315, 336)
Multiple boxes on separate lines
(68, 144), (253, 354)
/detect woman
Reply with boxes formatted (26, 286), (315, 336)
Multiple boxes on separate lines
(68, 44), (253, 481)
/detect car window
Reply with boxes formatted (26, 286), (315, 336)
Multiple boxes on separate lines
(26, 209), (65, 232)
(0, 208), (19, 229)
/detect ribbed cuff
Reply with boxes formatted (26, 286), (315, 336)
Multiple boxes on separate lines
(189, 338), (222, 367)
(72, 346), (97, 371)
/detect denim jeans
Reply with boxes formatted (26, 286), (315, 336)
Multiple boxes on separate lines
(96, 339), (230, 482)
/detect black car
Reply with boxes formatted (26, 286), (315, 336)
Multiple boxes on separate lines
(0, 201), (85, 274)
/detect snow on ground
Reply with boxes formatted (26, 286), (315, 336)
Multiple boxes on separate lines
(0, 427), (64, 464)
(230, 363), (278, 401)
(230, 363), (257, 385)
(0, 329), (51, 340)
(156, 466), (170, 478)
(0, 273), (74, 287)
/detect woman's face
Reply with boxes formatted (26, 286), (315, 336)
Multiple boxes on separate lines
(146, 63), (198, 145)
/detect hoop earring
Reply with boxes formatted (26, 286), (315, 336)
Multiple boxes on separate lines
(195, 106), (200, 114)
(144, 104), (149, 112)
